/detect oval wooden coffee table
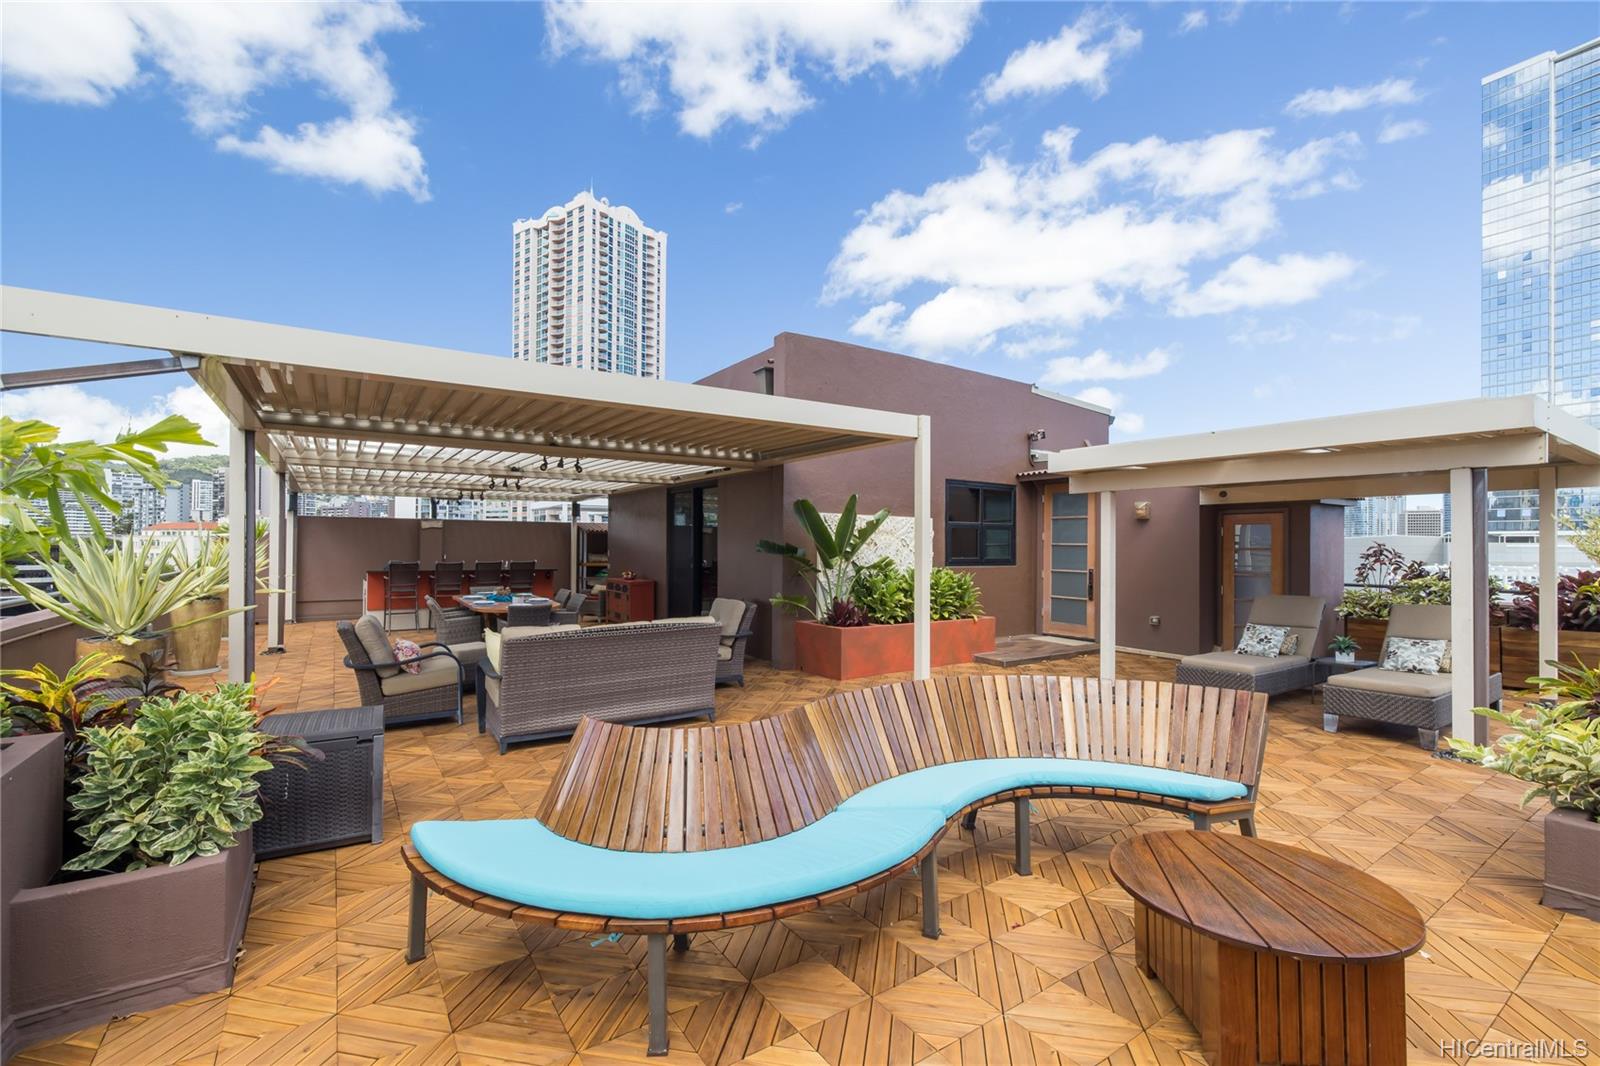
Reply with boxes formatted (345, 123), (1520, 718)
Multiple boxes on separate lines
(1109, 830), (1424, 1066)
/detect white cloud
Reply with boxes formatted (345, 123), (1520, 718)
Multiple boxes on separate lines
(980, 11), (1141, 104)
(724, 201), (744, 214)
(1377, 117), (1428, 144)
(999, 332), (1073, 360)
(1, 2), (428, 200)
(1228, 318), (1299, 345)
(1072, 386), (1145, 434)
(2, 383), (229, 459)
(1039, 347), (1172, 385)
(545, 1), (980, 141)
(1285, 77), (1420, 117)
(1178, 10), (1208, 34)
(827, 125), (1361, 354)
(1171, 252), (1359, 316)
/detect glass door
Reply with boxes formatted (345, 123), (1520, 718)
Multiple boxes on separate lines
(1219, 512), (1286, 648)
(1042, 487), (1096, 638)
(667, 486), (718, 616)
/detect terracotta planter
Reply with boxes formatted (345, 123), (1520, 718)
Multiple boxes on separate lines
(1542, 807), (1600, 920)
(1501, 628), (1600, 690)
(793, 616), (997, 681)
(73, 634), (165, 682)
(169, 598), (225, 675)
(3, 828), (255, 1055)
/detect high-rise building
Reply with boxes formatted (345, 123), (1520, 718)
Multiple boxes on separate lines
(512, 190), (666, 377)
(1343, 496), (1409, 538)
(1482, 38), (1600, 530)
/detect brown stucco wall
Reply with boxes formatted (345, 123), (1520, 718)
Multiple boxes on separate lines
(1110, 487), (1208, 656)
(607, 488), (668, 609)
(711, 468), (785, 662)
(294, 516), (572, 621)
(1196, 501), (1346, 655)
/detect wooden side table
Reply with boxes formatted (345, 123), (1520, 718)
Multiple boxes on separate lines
(1109, 830), (1423, 1066)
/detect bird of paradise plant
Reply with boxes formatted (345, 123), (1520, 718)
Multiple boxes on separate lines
(757, 495), (891, 621)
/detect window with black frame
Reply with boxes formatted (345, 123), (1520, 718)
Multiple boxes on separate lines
(945, 481), (1015, 566)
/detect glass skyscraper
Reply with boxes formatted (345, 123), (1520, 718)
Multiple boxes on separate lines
(1481, 38), (1600, 531)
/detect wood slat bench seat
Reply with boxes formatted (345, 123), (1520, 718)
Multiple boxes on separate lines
(403, 674), (1269, 1056)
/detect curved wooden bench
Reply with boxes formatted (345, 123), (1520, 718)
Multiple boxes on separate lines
(402, 674), (1269, 1055)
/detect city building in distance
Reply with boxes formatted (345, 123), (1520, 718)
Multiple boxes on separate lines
(512, 190), (666, 378)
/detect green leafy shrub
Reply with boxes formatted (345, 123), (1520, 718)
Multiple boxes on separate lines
(1335, 586), (1392, 620)
(930, 568), (982, 621)
(64, 683), (277, 872)
(1450, 700), (1600, 819)
(851, 559), (912, 624)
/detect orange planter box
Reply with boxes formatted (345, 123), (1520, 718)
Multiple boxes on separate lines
(793, 616), (997, 681)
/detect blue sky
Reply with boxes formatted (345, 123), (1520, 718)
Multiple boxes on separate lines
(2, 1), (1595, 453)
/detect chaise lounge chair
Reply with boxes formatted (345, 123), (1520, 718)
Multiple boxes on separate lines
(403, 674), (1269, 1056)
(1174, 594), (1326, 696)
(1322, 603), (1502, 749)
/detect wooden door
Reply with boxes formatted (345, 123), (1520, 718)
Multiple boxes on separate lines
(1041, 487), (1096, 638)
(1219, 512), (1286, 649)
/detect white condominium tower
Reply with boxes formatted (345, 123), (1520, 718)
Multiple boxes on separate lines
(512, 190), (666, 378)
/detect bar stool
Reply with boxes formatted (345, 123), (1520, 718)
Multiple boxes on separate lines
(506, 559), (537, 594)
(472, 560), (504, 588)
(432, 560), (465, 602)
(384, 560), (421, 630)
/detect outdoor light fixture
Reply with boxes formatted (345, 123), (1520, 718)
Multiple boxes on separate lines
(558, 457), (565, 469)
(575, 459), (583, 474)
(1133, 501), (1152, 521)
(1027, 429), (1047, 442)
(540, 456), (549, 470)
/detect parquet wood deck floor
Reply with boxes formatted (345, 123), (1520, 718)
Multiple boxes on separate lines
(13, 621), (1596, 1066)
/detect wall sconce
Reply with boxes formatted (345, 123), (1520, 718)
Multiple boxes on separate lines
(1133, 501), (1152, 521)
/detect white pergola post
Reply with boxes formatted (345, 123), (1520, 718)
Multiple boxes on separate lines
(227, 427), (257, 683)
(1538, 466), (1559, 672)
(913, 415), (932, 681)
(284, 489), (298, 624)
(1099, 491), (1117, 681)
(1449, 467), (1489, 744)
(264, 465), (286, 653)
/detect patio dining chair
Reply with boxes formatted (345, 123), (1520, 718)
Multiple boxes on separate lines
(472, 560), (504, 588)
(426, 594), (482, 646)
(506, 560), (538, 594)
(338, 614), (465, 727)
(384, 561), (421, 630)
(552, 592), (587, 626)
(500, 601), (553, 629)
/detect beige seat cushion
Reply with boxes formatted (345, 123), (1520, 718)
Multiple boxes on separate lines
(380, 653), (460, 696)
(354, 614), (399, 678)
(1242, 595), (1326, 661)
(717, 644), (733, 662)
(1181, 650), (1310, 677)
(451, 640), (486, 668)
(708, 598), (746, 644)
(483, 674), (500, 707)
(1324, 667), (1451, 699)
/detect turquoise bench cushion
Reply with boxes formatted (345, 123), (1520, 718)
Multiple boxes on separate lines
(410, 757), (1247, 920)
(839, 758), (1247, 816)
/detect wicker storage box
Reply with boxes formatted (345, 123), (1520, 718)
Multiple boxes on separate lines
(255, 707), (385, 859)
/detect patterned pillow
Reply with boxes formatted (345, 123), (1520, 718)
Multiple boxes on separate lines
(1236, 623), (1289, 658)
(1279, 632), (1300, 656)
(392, 638), (423, 675)
(1381, 637), (1446, 675)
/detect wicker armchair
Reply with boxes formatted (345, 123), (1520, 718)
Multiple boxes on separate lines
(552, 592), (587, 626)
(707, 597), (758, 687)
(477, 619), (720, 752)
(426, 595), (482, 645)
(338, 615), (464, 727)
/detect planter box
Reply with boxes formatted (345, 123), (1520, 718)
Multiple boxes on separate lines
(1542, 807), (1600, 921)
(1501, 628), (1600, 690)
(3, 826), (255, 1055)
(794, 616), (997, 681)
(1, 735), (65, 1063)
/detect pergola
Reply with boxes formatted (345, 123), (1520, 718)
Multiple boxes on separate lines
(1042, 395), (1600, 741)
(2, 287), (933, 683)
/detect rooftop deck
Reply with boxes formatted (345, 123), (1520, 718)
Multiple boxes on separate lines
(14, 622), (1596, 1066)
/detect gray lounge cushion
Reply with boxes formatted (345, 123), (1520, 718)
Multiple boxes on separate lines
(355, 613), (400, 678)
(380, 652), (459, 695)
(1181, 650), (1311, 677)
(1386, 603), (1451, 641)
(1324, 666), (1451, 699)
(1241, 594), (1326, 660)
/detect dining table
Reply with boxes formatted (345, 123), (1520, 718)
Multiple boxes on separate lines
(456, 594), (554, 618)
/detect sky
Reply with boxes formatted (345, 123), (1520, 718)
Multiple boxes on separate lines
(2, 1), (1596, 456)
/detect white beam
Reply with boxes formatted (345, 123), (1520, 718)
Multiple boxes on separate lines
(285, 493), (298, 625)
(265, 466), (285, 652)
(227, 428), (257, 683)
(1539, 466), (1559, 673)
(1449, 468), (1488, 746)
(1099, 491), (1117, 682)
(913, 415), (932, 682)
(569, 504), (580, 595)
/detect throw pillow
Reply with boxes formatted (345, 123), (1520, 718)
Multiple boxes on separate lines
(1279, 632), (1300, 656)
(1438, 640), (1452, 673)
(1381, 636), (1446, 674)
(391, 639), (423, 675)
(484, 628), (503, 673)
(1236, 623), (1289, 658)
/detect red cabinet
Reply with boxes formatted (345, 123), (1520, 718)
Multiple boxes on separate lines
(605, 578), (655, 623)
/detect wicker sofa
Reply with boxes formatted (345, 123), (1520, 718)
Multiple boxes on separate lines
(337, 615), (466, 727)
(1323, 603), (1503, 749)
(477, 619), (721, 753)
(1174, 594), (1327, 696)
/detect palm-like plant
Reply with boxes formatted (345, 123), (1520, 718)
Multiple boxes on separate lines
(757, 495), (890, 621)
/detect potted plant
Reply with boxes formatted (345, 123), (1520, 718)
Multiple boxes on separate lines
(165, 523), (270, 675)
(1450, 656), (1600, 920)
(1328, 635), (1360, 664)
(0, 682), (286, 1051)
